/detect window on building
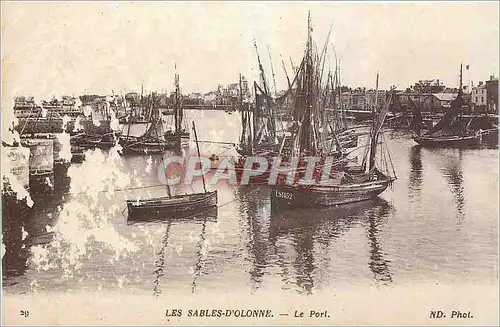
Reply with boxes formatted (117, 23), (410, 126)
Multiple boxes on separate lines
(476, 97), (478, 102)
(482, 96), (484, 103)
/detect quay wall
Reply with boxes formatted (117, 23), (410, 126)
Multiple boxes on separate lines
(21, 138), (54, 176)
(2, 146), (30, 189)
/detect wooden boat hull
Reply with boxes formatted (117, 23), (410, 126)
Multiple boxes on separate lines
(271, 175), (391, 209)
(413, 134), (481, 148)
(478, 128), (499, 146)
(120, 141), (166, 155)
(119, 137), (188, 154)
(127, 190), (217, 219)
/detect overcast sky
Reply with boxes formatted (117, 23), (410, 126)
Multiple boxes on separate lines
(2, 1), (499, 103)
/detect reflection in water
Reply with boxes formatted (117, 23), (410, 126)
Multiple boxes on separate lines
(2, 162), (71, 284)
(2, 194), (31, 281)
(191, 214), (209, 294)
(367, 203), (393, 284)
(269, 198), (394, 294)
(236, 186), (271, 292)
(429, 149), (466, 225)
(3, 111), (497, 296)
(146, 209), (218, 296)
(441, 151), (466, 225)
(153, 221), (172, 297)
(409, 146), (423, 198)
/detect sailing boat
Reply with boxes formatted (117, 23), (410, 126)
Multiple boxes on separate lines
(413, 64), (482, 148)
(324, 55), (359, 150)
(126, 121), (217, 219)
(119, 92), (168, 154)
(163, 64), (190, 149)
(236, 41), (284, 157)
(270, 14), (396, 209)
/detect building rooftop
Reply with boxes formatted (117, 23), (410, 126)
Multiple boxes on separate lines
(433, 93), (458, 101)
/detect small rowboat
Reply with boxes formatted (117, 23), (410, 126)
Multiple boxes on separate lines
(127, 190), (217, 219)
(413, 134), (481, 148)
(126, 120), (218, 220)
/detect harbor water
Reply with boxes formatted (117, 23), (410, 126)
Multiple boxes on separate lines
(2, 110), (498, 296)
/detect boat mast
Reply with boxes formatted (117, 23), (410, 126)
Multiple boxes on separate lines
(290, 57), (296, 74)
(268, 45), (278, 97)
(192, 121), (207, 193)
(300, 11), (315, 154)
(254, 40), (275, 143)
(281, 54), (292, 90)
(174, 63), (180, 133)
(239, 73), (247, 148)
(140, 83), (144, 119)
(459, 63), (463, 136)
(374, 72), (379, 114)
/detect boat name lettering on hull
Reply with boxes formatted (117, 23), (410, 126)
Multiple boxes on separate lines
(275, 191), (293, 200)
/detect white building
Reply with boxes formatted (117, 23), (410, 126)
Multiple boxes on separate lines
(472, 82), (487, 106)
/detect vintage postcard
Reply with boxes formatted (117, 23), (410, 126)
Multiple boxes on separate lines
(1, 1), (499, 325)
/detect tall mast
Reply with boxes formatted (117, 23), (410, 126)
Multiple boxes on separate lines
(374, 72), (379, 114)
(140, 83), (144, 118)
(239, 73), (246, 146)
(254, 40), (269, 96)
(254, 40), (275, 142)
(300, 11), (315, 154)
(281, 54), (292, 90)
(459, 63), (463, 136)
(174, 63), (181, 133)
(267, 45), (278, 97)
(290, 57), (296, 74)
(192, 121), (207, 193)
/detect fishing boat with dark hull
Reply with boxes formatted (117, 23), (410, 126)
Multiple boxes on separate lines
(412, 64), (483, 149)
(413, 134), (481, 148)
(270, 14), (396, 210)
(163, 64), (190, 149)
(120, 67), (189, 154)
(272, 169), (392, 209)
(478, 127), (499, 147)
(126, 121), (217, 220)
(127, 191), (217, 220)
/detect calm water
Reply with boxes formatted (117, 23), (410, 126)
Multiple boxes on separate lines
(2, 110), (498, 296)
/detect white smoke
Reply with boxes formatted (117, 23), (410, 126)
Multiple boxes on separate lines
(1, 145), (33, 207)
(109, 109), (119, 131)
(73, 116), (84, 132)
(83, 105), (92, 117)
(75, 97), (82, 108)
(41, 106), (48, 118)
(57, 115), (73, 162)
(92, 117), (101, 127)
(56, 133), (72, 162)
(61, 115), (71, 130)
(2, 97), (21, 146)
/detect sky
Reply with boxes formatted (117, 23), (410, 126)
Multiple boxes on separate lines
(2, 1), (499, 105)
